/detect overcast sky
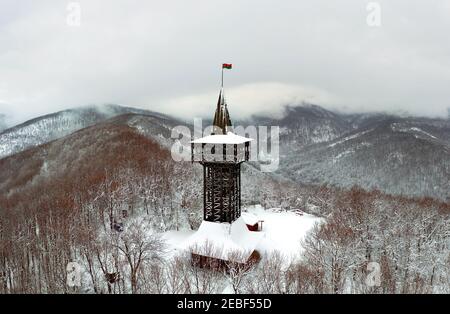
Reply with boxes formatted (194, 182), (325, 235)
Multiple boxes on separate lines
(1, 0), (449, 124)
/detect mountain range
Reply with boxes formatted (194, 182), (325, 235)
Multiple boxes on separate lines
(0, 103), (449, 202)
(268, 105), (450, 201)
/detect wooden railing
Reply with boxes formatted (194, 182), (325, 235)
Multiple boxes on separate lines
(191, 142), (250, 163)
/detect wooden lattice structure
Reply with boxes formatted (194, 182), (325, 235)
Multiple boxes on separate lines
(187, 86), (262, 266)
(191, 88), (252, 224)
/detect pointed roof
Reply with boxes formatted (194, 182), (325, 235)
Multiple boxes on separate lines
(212, 89), (232, 135)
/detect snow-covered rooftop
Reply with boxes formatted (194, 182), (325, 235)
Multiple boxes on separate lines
(183, 216), (263, 263)
(191, 132), (253, 144)
(163, 205), (324, 263)
(241, 212), (259, 226)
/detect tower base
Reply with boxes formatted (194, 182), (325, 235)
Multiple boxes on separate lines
(184, 216), (264, 265)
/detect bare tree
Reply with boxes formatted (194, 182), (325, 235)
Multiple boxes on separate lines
(243, 251), (288, 294)
(223, 250), (256, 294)
(113, 217), (166, 293)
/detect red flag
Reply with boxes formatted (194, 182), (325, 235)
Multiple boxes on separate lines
(222, 63), (232, 69)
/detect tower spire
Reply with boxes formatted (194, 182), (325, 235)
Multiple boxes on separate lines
(212, 88), (232, 134)
(213, 64), (233, 135)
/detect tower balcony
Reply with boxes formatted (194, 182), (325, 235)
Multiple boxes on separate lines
(191, 133), (252, 164)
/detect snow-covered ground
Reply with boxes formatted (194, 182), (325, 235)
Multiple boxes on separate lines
(162, 205), (323, 261)
(328, 129), (373, 148)
(247, 205), (322, 259)
(163, 230), (195, 253)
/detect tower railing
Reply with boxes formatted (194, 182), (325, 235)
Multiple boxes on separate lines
(191, 142), (250, 163)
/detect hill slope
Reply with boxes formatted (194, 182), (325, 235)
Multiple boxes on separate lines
(247, 105), (450, 200)
(2, 103), (449, 201)
(0, 104), (174, 159)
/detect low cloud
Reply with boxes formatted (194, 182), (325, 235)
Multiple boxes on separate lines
(155, 82), (340, 120)
(1, 0), (450, 124)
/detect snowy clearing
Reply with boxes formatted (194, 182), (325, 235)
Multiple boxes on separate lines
(391, 124), (438, 140)
(328, 129), (373, 148)
(162, 205), (323, 261)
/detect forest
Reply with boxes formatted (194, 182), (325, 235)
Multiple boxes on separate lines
(0, 123), (448, 293)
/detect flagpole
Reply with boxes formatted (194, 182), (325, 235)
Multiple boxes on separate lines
(221, 66), (224, 88)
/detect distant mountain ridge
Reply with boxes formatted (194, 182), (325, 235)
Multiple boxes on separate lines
(0, 104), (175, 159)
(1, 103), (449, 201)
(244, 105), (450, 200)
(0, 111), (281, 225)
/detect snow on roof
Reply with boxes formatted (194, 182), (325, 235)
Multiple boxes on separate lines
(183, 216), (263, 263)
(191, 132), (253, 144)
(241, 212), (259, 225)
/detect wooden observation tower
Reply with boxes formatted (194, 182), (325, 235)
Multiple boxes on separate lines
(191, 87), (251, 224)
(187, 64), (262, 267)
